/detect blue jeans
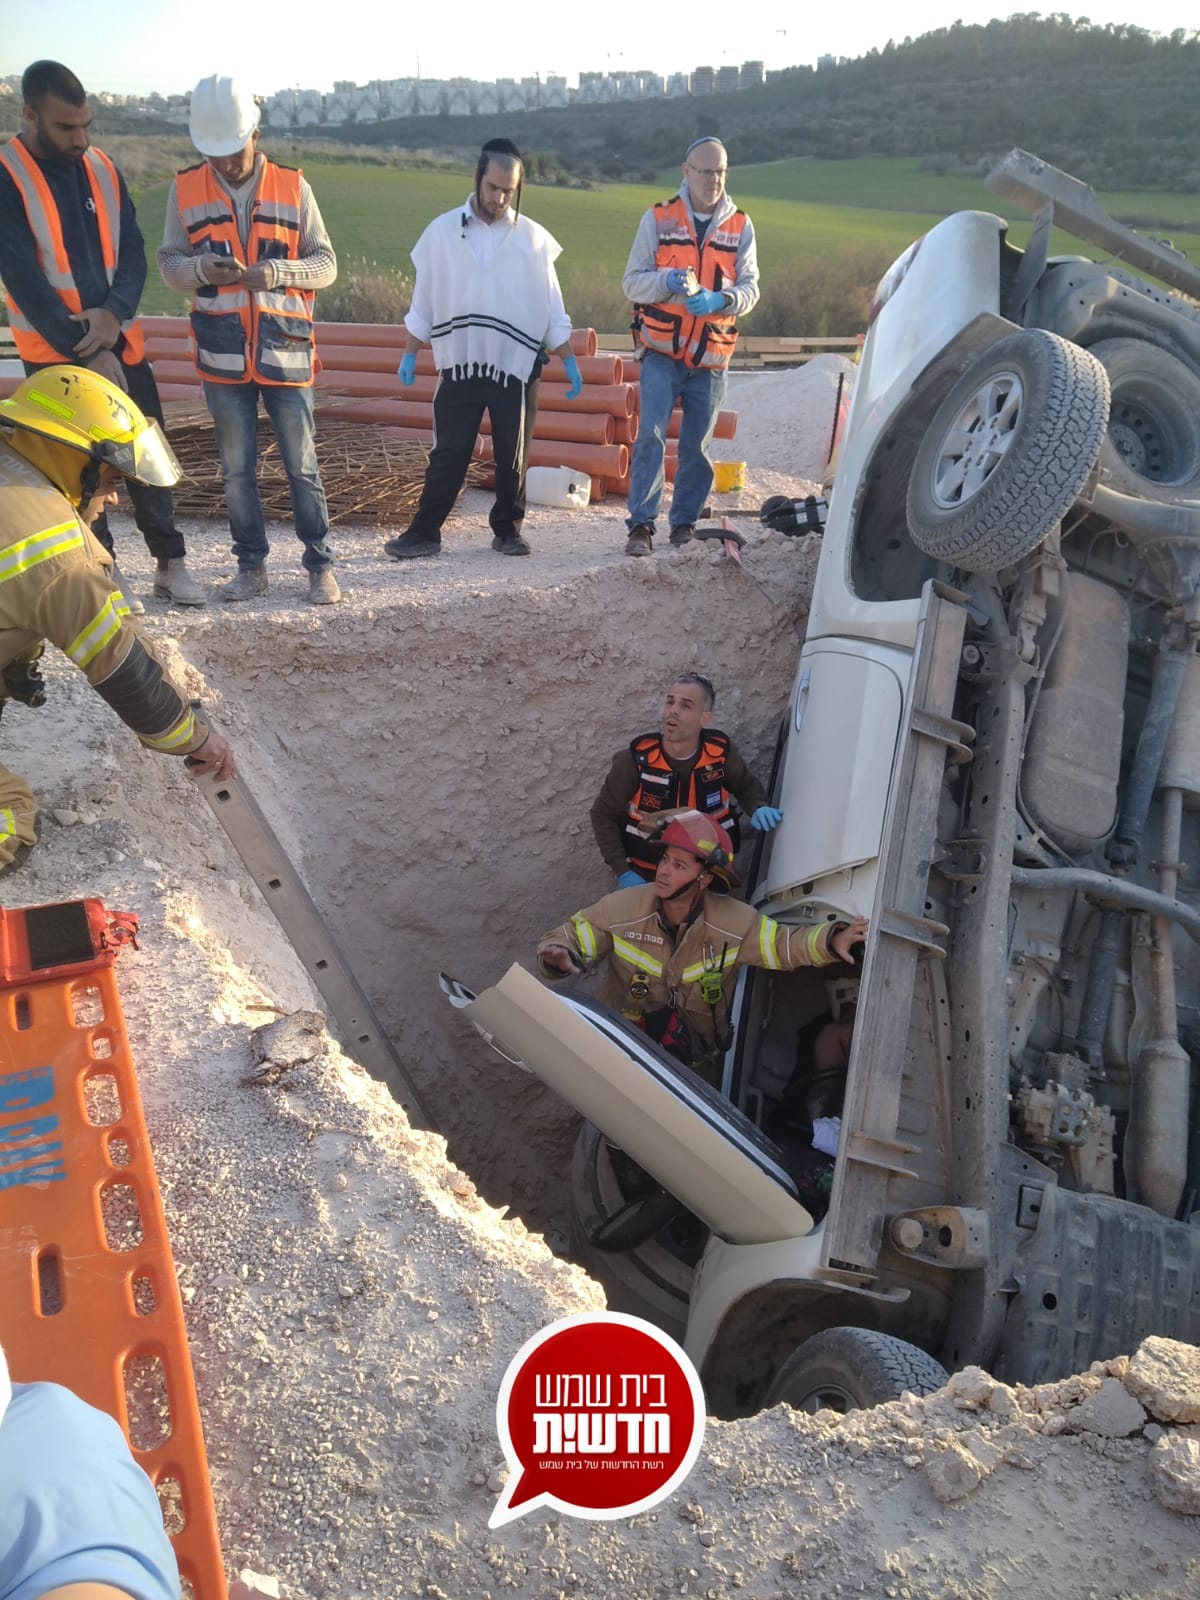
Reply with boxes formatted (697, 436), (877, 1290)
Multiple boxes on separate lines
(203, 381), (335, 572)
(626, 352), (727, 531)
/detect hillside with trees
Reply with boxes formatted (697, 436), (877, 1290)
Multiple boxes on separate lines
(318, 15), (1200, 193)
(4, 17), (1195, 192)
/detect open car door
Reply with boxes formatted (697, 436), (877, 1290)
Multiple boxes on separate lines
(445, 963), (815, 1247)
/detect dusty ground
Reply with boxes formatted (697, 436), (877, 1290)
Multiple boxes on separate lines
(4, 358), (1200, 1598)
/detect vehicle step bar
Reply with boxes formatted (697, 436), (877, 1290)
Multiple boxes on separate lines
(820, 580), (971, 1286)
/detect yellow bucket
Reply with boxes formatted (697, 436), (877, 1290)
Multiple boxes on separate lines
(713, 460), (746, 492)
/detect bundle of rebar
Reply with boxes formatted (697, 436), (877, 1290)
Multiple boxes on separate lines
(161, 401), (489, 526)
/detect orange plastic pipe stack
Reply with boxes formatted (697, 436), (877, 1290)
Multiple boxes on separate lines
(83, 318), (739, 503)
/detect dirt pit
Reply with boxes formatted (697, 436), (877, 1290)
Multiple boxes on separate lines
(6, 357), (1200, 1597)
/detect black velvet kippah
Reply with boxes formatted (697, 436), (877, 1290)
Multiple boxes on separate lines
(481, 137), (522, 160)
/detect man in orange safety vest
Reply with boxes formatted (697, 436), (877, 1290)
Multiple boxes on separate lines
(0, 60), (206, 610)
(621, 137), (760, 558)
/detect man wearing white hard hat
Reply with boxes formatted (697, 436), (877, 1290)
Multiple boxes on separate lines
(157, 75), (341, 605)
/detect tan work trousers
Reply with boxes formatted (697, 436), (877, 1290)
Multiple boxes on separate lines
(0, 758), (39, 871)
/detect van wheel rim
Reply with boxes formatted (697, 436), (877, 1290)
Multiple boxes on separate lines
(929, 370), (1024, 508)
(1109, 401), (1167, 479)
(797, 1383), (858, 1414)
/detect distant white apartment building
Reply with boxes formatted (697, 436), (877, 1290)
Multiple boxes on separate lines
(95, 52), (774, 131)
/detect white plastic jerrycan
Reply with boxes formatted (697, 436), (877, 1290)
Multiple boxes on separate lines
(525, 465), (591, 509)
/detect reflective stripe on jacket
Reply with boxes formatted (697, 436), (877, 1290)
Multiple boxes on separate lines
(623, 730), (738, 875)
(632, 196), (747, 371)
(0, 141), (146, 366)
(538, 886), (844, 1065)
(176, 160), (315, 386)
(0, 439), (206, 757)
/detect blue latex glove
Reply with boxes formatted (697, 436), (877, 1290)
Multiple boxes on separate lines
(397, 351), (417, 386)
(665, 268), (691, 294)
(562, 353), (583, 400)
(617, 869), (645, 889)
(750, 805), (784, 832)
(686, 287), (726, 316)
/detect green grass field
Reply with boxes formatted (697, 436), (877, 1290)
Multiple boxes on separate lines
(726, 156), (1200, 224)
(133, 156), (1200, 321)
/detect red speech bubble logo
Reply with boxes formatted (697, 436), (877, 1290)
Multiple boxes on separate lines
(489, 1311), (705, 1528)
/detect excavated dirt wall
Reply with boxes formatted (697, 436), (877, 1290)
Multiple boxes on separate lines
(175, 529), (820, 1236)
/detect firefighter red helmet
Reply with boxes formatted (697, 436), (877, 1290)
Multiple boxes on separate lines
(658, 810), (739, 888)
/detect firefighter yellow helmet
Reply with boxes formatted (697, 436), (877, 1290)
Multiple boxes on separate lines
(0, 365), (181, 503)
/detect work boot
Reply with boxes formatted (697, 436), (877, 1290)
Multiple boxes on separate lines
(491, 533), (531, 556)
(669, 524), (695, 546)
(384, 529), (441, 561)
(307, 567), (341, 605)
(153, 557), (207, 606)
(624, 524), (654, 558)
(110, 563), (144, 615)
(0, 840), (37, 877)
(219, 566), (268, 602)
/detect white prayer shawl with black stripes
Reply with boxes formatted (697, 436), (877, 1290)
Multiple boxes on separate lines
(411, 206), (563, 385)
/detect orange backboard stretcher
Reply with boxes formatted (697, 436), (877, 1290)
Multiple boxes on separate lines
(0, 898), (226, 1600)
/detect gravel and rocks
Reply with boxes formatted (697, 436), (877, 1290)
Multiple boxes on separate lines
(1126, 1336), (1200, 1425)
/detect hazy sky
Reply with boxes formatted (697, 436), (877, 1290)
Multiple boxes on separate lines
(2, 1), (1195, 96)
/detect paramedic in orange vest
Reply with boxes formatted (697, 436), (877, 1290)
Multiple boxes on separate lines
(157, 75), (340, 606)
(590, 671), (783, 888)
(621, 137), (759, 558)
(0, 60), (206, 610)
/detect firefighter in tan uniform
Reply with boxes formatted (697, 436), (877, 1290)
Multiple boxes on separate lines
(0, 364), (235, 873)
(539, 811), (868, 1082)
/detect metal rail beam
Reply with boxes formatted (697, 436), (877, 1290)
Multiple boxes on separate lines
(189, 724), (432, 1130)
(987, 148), (1200, 301)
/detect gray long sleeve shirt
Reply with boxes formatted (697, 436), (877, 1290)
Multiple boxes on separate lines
(622, 178), (760, 320)
(156, 153), (337, 293)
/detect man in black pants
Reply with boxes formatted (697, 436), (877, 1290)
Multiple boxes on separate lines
(384, 138), (582, 561)
(0, 59), (205, 609)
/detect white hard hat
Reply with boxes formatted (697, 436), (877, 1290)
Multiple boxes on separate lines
(189, 74), (259, 157)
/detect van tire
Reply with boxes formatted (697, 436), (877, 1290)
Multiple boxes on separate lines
(764, 1326), (950, 1414)
(906, 329), (1109, 572)
(1088, 337), (1200, 496)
